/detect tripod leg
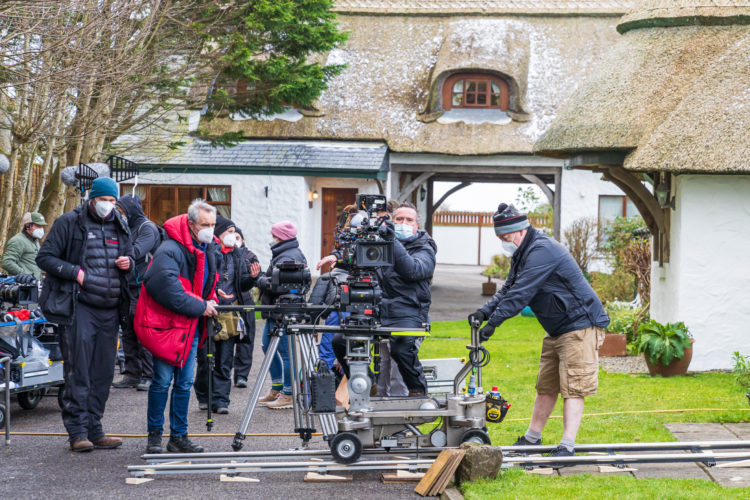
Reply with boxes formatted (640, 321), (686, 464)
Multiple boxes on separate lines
(288, 331), (305, 444)
(232, 334), (281, 451)
(206, 323), (214, 431)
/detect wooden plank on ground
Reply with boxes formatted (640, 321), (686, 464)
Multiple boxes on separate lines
(429, 450), (465, 497)
(125, 477), (153, 485)
(525, 467), (554, 475)
(220, 474), (259, 482)
(381, 471), (425, 484)
(717, 459), (750, 468)
(415, 449), (456, 496)
(303, 472), (352, 482)
(598, 465), (638, 473)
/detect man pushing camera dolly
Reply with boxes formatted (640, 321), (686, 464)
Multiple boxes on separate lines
(469, 203), (609, 461)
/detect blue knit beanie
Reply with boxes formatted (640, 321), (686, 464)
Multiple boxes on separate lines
(89, 177), (119, 200)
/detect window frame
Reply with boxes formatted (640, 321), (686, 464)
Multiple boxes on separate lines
(119, 184), (231, 224)
(442, 73), (510, 111)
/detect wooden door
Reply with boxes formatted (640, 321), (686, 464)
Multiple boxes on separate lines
(320, 188), (357, 272)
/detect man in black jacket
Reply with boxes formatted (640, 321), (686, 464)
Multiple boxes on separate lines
(468, 203), (610, 460)
(194, 216), (259, 413)
(37, 177), (133, 452)
(112, 194), (160, 391)
(231, 228), (260, 388)
(332, 202), (437, 397)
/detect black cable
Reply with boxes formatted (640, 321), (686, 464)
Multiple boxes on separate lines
(469, 345), (490, 368)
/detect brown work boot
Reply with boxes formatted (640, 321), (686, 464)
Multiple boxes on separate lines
(258, 389), (280, 406)
(266, 392), (293, 409)
(70, 438), (94, 452)
(92, 436), (123, 449)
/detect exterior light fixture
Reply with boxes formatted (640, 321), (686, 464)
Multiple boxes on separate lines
(654, 182), (673, 209)
(308, 189), (319, 208)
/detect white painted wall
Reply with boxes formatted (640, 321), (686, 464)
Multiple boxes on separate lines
(431, 225), (503, 266)
(651, 175), (750, 371)
(131, 172), (377, 274)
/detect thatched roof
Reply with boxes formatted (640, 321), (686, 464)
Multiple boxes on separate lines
(201, 14), (622, 155)
(332, 0), (633, 15)
(534, 2), (750, 173)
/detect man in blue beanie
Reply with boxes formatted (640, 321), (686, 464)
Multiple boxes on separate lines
(37, 176), (134, 452)
(468, 203), (609, 464)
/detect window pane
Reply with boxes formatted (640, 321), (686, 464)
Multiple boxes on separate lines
(625, 198), (639, 218)
(151, 186), (175, 225)
(599, 196), (624, 225)
(490, 94), (500, 106)
(466, 94), (476, 104)
(491, 81), (500, 93)
(452, 80), (463, 93)
(477, 81), (487, 92)
(466, 81), (476, 92)
(206, 187), (230, 202)
(477, 94), (487, 105)
(177, 187), (201, 216)
(452, 93), (463, 106)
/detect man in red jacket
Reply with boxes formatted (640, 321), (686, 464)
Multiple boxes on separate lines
(135, 199), (219, 454)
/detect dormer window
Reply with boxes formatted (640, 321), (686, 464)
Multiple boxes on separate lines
(443, 73), (509, 111)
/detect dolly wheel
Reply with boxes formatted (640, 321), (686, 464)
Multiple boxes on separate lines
(17, 390), (42, 410)
(461, 429), (491, 445)
(330, 432), (363, 464)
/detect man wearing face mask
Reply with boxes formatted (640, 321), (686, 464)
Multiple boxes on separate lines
(468, 203), (609, 461)
(2, 211), (47, 281)
(135, 199), (220, 454)
(194, 215), (260, 414)
(333, 202), (437, 398)
(37, 177), (133, 452)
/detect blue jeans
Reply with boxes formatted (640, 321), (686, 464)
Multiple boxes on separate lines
(261, 320), (291, 394)
(147, 332), (199, 436)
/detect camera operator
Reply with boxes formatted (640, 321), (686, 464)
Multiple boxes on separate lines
(2, 212), (47, 280)
(135, 199), (219, 454)
(468, 203), (609, 459)
(332, 201), (436, 397)
(112, 194), (160, 392)
(232, 228), (261, 388)
(36, 177), (133, 452)
(194, 216), (260, 414)
(256, 221), (306, 410)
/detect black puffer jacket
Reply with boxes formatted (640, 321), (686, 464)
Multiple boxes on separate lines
(377, 231), (437, 328)
(37, 202), (132, 324)
(479, 228), (610, 336)
(257, 237), (307, 320)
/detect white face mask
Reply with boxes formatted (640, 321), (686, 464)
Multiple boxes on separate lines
(32, 227), (44, 239)
(196, 227), (214, 244)
(95, 200), (115, 218)
(222, 233), (237, 248)
(394, 223), (415, 240)
(501, 240), (518, 257)
(234, 238), (242, 248)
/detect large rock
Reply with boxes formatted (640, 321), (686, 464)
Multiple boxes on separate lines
(455, 443), (503, 485)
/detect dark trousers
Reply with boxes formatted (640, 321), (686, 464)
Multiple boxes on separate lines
(120, 312), (153, 380)
(332, 332), (428, 394)
(194, 337), (235, 408)
(59, 302), (119, 441)
(233, 340), (253, 382)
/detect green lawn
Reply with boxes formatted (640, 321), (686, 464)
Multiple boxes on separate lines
(419, 317), (750, 498)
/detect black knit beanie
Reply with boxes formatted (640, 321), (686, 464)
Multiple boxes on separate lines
(214, 214), (236, 237)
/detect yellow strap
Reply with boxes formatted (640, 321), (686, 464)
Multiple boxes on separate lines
(390, 331), (430, 337)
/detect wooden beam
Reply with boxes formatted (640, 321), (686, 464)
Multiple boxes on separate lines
(553, 170), (562, 241)
(375, 179), (384, 195)
(425, 179), (435, 235)
(521, 174), (554, 205)
(397, 172), (434, 203)
(604, 167), (665, 233)
(433, 181), (471, 212)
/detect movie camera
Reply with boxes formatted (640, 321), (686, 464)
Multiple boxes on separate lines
(0, 276), (39, 307)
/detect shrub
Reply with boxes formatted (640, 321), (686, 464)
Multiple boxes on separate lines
(732, 352), (750, 389)
(482, 254), (510, 279)
(563, 216), (599, 274)
(590, 270), (636, 304)
(605, 303), (637, 341)
(600, 215), (648, 268)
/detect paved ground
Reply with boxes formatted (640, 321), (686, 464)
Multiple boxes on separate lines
(2, 264), (749, 497)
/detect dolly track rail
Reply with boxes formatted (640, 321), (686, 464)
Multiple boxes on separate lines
(503, 451), (750, 468)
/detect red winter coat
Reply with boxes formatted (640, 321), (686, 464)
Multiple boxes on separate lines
(134, 214), (218, 367)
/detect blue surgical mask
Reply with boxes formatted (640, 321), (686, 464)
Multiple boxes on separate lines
(395, 223), (414, 240)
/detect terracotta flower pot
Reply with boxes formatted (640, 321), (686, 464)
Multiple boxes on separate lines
(482, 278), (497, 296)
(599, 333), (627, 357)
(643, 341), (694, 377)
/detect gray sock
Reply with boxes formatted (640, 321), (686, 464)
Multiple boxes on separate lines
(524, 429), (542, 444)
(560, 437), (575, 452)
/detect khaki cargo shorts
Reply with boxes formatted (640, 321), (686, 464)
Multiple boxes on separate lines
(535, 327), (605, 398)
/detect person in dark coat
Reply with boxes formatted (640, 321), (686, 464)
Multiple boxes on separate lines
(468, 203), (610, 460)
(332, 202), (436, 397)
(138, 199), (219, 454)
(36, 177), (133, 452)
(194, 216), (259, 413)
(256, 221), (306, 409)
(112, 194), (160, 391)
(231, 228), (260, 388)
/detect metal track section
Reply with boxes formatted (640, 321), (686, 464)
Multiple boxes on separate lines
(502, 440), (750, 454)
(503, 451), (750, 468)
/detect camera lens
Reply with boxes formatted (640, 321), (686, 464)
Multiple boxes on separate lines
(365, 247), (381, 261)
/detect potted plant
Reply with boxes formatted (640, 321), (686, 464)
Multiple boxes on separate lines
(635, 320), (693, 376)
(481, 255), (510, 296)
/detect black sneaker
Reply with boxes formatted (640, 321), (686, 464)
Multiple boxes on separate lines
(167, 434), (204, 453)
(545, 445), (575, 469)
(214, 407), (229, 415)
(235, 377), (247, 388)
(136, 378), (151, 391)
(112, 377), (139, 389)
(146, 429), (162, 454)
(512, 435), (542, 447)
